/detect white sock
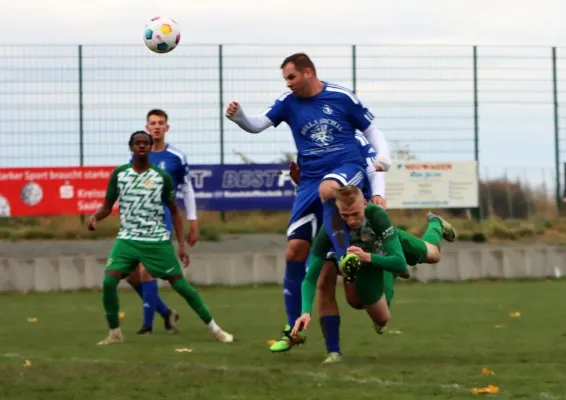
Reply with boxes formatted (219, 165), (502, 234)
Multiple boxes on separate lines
(207, 319), (221, 333)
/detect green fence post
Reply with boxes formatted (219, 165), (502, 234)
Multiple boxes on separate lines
(552, 46), (561, 215)
(473, 45), (482, 220)
(352, 45), (357, 93)
(218, 44), (226, 222)
(78, 45), (85, 224)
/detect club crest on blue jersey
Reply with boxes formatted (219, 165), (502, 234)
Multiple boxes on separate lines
(322, 105), (333, 115)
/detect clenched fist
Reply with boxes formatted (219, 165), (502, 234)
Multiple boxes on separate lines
(225, 101), (241, 119)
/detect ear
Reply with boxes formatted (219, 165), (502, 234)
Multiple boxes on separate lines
(303, 67), (314, 79)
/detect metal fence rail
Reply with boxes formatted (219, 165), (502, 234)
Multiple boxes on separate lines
(0, 44), (564, 215)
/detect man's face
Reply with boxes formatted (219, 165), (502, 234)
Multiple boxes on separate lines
(282, 63), (312, 97)
(130, 133), (151, 158)
(146, 114), (169, 141)
(337, 197), (366, 230)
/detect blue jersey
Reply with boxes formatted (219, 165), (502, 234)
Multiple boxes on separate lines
(265, 81), (374, 181)
(130, 144), (190, 233)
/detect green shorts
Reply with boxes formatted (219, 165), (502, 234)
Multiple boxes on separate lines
(105, 239), (183, 279)
(398, 230), (428, 266)
(354, 265), (395, 307)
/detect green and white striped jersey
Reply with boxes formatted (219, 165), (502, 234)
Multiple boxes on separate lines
(105, 163), (175, 241)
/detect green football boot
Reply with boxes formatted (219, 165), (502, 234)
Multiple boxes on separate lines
(338, 253), (361, 283)
(374, 323), (387, 335)
(269, 324), (307, 353)
(427, 212), (457, 242)
(322, 352), (343, 364)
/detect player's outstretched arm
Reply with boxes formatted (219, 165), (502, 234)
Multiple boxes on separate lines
(362, 123), (392, 172)
(225, 101), (274, 133)
(292, 250), (326, 336)
(88, 168), (119, 230)
(166, 198), (190, 268)
(162, 171), (189, 267)
(178, 156), (199, 247)
(88, 198), (114, 231)
(299, 227), (332, 314)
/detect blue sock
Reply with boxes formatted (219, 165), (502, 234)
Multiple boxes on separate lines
(322, 198), (350, 261)
(131, 282), (143, 299)
(142, 281), (158, 328)
(155, 295), (170, 319)
(320, 315), (341, 354)
(284, 260), (306, 328)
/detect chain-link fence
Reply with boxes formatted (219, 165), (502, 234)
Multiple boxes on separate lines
(0, 44), (564, 217)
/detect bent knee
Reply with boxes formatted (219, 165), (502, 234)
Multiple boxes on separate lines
(103, 271), (121, 286)
(286, 239), (310, 261)
(425, 243), (441, 264)
(344, 284), (364, 310)
(318, 179), (340, 202)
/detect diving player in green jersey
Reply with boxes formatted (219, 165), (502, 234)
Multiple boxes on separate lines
(292, 185), (456, 363)
(88, 131), (234, 345)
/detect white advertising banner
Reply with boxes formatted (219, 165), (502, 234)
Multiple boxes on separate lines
(385, 161), (479, 209)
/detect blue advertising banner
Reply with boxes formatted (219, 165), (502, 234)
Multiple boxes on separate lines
(176, 163), (296, 212)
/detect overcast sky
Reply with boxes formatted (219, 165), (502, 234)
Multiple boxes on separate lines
(4, 0), (565, 45)
(1, 0), (566, 189)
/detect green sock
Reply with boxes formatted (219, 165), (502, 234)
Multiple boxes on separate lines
(422, 219), (443, 248)
(102, 274), (121, 329)
(172, 278), (213, 324)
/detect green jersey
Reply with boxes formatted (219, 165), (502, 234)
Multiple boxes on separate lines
(311, 203), (398, 259)
(104, 163), (175, 242)
(302, 203), (407, 314)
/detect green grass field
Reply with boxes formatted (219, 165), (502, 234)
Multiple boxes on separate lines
(1, 281), (566, 399)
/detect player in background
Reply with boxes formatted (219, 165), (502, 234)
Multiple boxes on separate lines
(88, 131), (233, 345)
(292, 185), (456, 363)
(125, 109), (199, 335)
(226, 53), (392, 352)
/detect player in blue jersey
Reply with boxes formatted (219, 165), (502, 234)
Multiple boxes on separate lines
(225, 53), (392, 352)
(124, 109), (200, 335)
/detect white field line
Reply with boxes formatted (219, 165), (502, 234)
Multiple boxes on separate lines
(2, 352), (473, 394)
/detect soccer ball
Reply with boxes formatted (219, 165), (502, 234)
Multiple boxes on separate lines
(143, 16), (180, 54)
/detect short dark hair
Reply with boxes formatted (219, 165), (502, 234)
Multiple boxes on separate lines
(280, 53), (316, 75)
(146, 109), (168, 122)
(129, 130), (154, 147)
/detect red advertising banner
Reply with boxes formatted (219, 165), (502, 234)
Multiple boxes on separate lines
(0, 166), (119, 217)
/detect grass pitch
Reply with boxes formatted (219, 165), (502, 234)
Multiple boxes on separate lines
(1, 281), (566, 399)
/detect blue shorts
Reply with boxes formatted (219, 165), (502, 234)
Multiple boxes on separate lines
(287, 163), (368, 243)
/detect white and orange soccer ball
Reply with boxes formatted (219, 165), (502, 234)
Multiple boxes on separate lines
(143, 16), (180, 54)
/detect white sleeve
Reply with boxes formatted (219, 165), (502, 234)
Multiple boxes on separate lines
(181, 180), (197, 220)
(362, 122), (392, 171)
(226, 104), (273, 134)
(366, 165), (385, 198)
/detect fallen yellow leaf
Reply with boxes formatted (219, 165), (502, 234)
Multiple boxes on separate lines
(472, 385), (499, 395)
(119, 312), (125, 319)
(388, 330), (402, 335)
(27, 317), (38, 323)
(509, 312), (521, 317)
(481, 368), (495, 375)
(175, 348), (193, 353)
(23, 360), (31, 367)
(493, 324), (505, 329)
(267, 339), (277, 346)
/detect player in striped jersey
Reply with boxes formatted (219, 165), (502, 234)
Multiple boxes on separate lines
(125, 109), (199, 335)
(89, 131), (233, 345)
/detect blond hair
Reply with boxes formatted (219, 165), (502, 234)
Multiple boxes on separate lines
(335, 185), (363, 206)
